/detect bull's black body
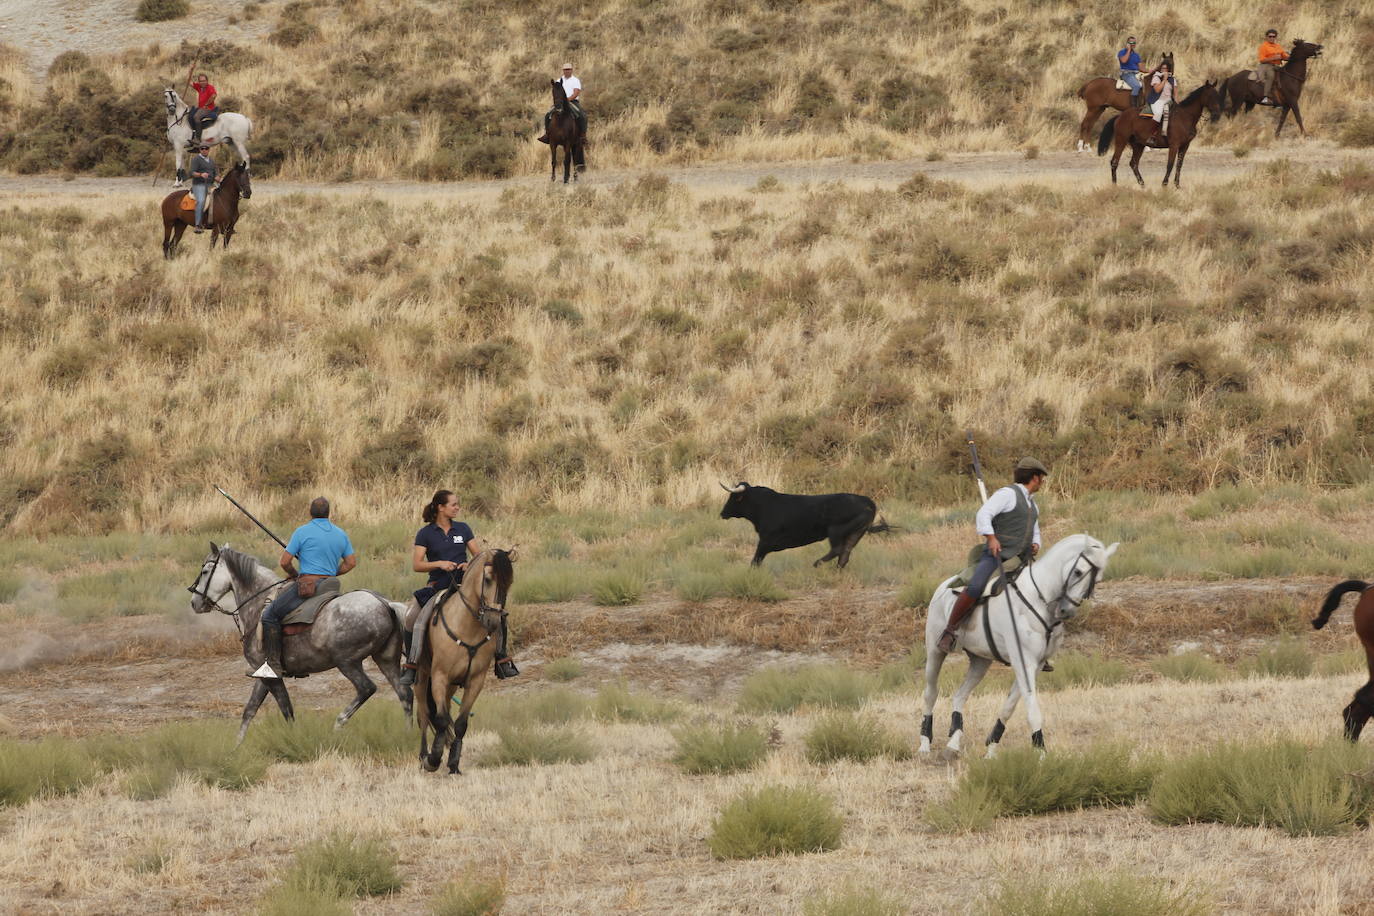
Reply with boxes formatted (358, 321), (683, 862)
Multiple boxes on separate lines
(720, 482), (887, 567)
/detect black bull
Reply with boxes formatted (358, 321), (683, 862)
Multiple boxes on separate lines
(720, 482), (895, 567)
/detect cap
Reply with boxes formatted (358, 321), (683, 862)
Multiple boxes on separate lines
(1016, 457), (1049, 475)
(561, 62), (573, 69)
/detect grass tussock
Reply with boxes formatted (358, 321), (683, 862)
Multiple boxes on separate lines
(803, 884), (905, 916)
(708, 784), (843, 859)
(428, 876), (506, 916)
(932, 745), (1158, 827)
(592, 681), (680, 723)
(803, 712), (910, 765)
(0, 737), (99, 807)
(1242, 638), (1314, 679)
(543, 656), (583, 681)
(486, 725), (595, 767)
(982, 872), (1213, 916)
(1148, 739), (1374, 837)
(279, 832), (403, 899)
(672, 721), (770, 775)
(1039, 652), (1133, 691)
(738, 664), (875, 714)
(1152, 651), (1225, 683)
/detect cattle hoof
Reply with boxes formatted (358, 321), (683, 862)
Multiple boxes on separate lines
(421, 756), (440, 773)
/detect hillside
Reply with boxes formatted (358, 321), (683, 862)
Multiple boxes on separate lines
(0, 0), (1371, 179)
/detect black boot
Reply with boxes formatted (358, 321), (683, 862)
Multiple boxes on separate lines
(937, 590), (978, 654)
(494, 656), (520, 679)
(253, 622), (285, 679)
(399, 629), (416, 686)
(537, 113), (551, 143)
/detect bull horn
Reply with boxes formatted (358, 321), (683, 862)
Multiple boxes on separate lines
(719, 481), (733, 492)
(730, 482), (747, 493)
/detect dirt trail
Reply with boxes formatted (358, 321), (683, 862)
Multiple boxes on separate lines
(0, 577), (1354, 740)
(2, 145), (1372, 201)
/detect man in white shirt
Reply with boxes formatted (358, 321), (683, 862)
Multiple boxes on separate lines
(936, 457), (1048, 655)
(538, 63), (586, 146)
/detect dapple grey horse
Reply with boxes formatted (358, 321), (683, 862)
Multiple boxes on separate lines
(920, 534), (1119, 758)
(164, 88), (253, 186)
(188, 543), (411, 743)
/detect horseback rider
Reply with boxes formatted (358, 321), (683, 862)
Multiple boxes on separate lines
(937, 458), (1048, 658)
(188, 69), (218, 145)
(1257, 29), (1288, 105)
(1117, 36), (1147, 107)
(189, 141), (217, 233)
(1146, 59), (1176, 143)
(255, 497), (357, 679)
(398, 489), (518, 687)
(538, 62), (586, 144)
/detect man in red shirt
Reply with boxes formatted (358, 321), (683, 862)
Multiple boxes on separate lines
(188, 70), (218, 144)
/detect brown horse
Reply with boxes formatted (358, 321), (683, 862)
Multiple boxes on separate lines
(545, 78), (584, 184)
(160, 161), (252, 258)
(1075, 52), (1173, 152)
(1313, 581), (1374, 741)
(417, 547), (517, 774)
(1097, 81), (1221, 188)
(1218, 39), (1322, 138)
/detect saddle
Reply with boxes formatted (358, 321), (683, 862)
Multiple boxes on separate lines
(949, 545), (1027, 601)
(1115, 78), (1132, 90)
(281, 576), (341, 628)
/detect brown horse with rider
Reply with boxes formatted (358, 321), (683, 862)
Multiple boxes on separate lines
(1097, 80), (1222, 188)
(160, 160), (252, 257)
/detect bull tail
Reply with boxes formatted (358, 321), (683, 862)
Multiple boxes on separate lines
(867, 514), (902, 535)
(1313, 580), (1369, 629)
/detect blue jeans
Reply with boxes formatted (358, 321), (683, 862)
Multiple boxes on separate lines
(1119, 70), (1142, 100)
(191, 183), (208, 226)
(262, 582), (303, 628)
(963, 549), (1004, 603)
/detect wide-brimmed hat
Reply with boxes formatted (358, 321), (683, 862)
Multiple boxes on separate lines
(561, 62), (574, 69)
(1016, 457), (1049, 475)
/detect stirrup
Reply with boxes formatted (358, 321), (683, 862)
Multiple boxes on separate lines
(250, 661), (280, 679)
(494, 657), (520, 679)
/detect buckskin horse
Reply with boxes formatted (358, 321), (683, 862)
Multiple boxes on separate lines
(1218, 39), (1323, 137)
(920, 534), (1118, 758)
(1075, 51), (1174, 152)
(417, 547), (517, 774)
(545, 78), (584, 184)
(188, 544), (412, 743)
(1312, 580), (1374, 741)
(160, 161), (252, 258)
(1097, 81), (1222, 188)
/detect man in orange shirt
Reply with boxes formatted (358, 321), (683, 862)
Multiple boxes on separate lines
(1257, 29), (1289, 105)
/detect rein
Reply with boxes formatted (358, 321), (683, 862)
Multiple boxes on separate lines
(984, 548), (1103, 675)
(432, 578), (507, 689)
(187, 552), (286, 637)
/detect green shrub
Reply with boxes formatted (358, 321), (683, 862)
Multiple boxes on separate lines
(135, 0), (190, 22)
(950, 744), (1156, 819)
(1152, 651), (1224, 683)
(926, 781), (1001, 833)
(352, 428), (434, 481)
(708, 785), (843, 859)
(280, 832), (402, 898)
(982, 872), (1212, 916)
(897, 575), (942, 608)
(674, 570), (723, 602)
(1038, 652), (1132, 691)
(1242, 638), (1313, 679)
(672, 721), (769, 775)
(592, 682), (679, 723)
(720, 566), (787, 602)
(258, 876), (352, 916)
(738, 664), (875, 714)
(486, 725), (595, 767)
(803, 884), (905, 916)
(544, 656), (583, 681)
(1148, 739), (1374, 836)
(513, 561), (585, 603)
(591, 568), (645, 606)
(804, 712), (909, 764)
(429, 876), (506, 916)
(125, 841), (172, 875)
(0, 737), (99, 806)
(1317, 648), (1367, 677)
(1185, 484), (1260, 520)
(876, 648), (923, 690)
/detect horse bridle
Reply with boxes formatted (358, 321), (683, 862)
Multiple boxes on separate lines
(186, 550), (286, 636)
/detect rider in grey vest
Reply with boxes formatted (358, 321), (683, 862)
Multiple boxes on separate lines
(937, 457), (1048, 656)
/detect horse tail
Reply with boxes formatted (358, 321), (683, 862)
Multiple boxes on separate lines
(1217, 79), (1228, 114)
(1097, 116), (1117, 156)
(1313, 581), (1369, 629)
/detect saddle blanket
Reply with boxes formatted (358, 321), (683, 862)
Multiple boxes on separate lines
(280, 582), (396, 628)
(179, 193), (197, 211)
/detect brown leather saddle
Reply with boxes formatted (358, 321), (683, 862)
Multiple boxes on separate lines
(281, 577), (341, 632)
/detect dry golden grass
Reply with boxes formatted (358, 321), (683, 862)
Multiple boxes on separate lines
(2, 673), (1372, 913)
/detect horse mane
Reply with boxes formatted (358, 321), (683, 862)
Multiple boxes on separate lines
(1178, 84), (1209, 107)
(221, 546), (268, 585)
(489, 549), (514, 603)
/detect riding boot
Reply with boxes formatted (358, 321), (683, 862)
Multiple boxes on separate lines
(252, 622), (285, 679)
(1041, 660), (1055, 673)
(537, 112), (551, 144)
(936, 590), (979, 654)
(493, 616), (519, 679)
(399, 629), (416, 686)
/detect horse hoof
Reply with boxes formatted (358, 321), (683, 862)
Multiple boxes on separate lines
(940, 745), (963, 763)
(421, 757), (440, 773)
(447, 767), (463, 776)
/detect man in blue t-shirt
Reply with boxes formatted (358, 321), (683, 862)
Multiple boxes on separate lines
(255, 496), (357, 679)
(1118, 37), (1145, 106)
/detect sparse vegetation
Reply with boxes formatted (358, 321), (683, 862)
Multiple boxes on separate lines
(428, 876), (506, 916)
(1152, 651), (1225, 683)
(708, 784), (843, 859)
(803, 712), (909, 764)
(543, 656), (583, 682)
(739, 664), (875, 714)
(486, 725), (595, 767)
(135, 0), (190, 22)
(982, 872), (1213, 916)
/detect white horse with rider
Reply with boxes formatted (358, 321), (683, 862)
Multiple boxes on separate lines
(919, 533), (1119, 758)
(164, 88), (252, 186)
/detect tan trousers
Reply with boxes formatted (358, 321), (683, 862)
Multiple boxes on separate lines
(1258, 62), (1277, 99)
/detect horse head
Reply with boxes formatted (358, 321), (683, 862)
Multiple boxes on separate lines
(550, 78), (566, 110)
(236, 162), (253, 199)
(1292, 39), (1323, 60)
(163, 87), (184, 118)
(188, 541), (233, 614)
(1044, 534), (1119, 620)
(1202, 79), (1222, 122)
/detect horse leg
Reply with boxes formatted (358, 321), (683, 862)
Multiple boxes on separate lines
(1276, 106), (1291, 138)
(945, 655), (992, 757)
(1162, 145), (1177, 188)
(448, 670), (489, 775)
(333, 659), (378, 729)
(1288, 102), (1306, 137)
(416, 661), (435, 766)
(1078, 105), (1105, 152)
(1174, 143), (1189, 189)
(162, 220), (174, 259)
(984, 681), (1021, 758)
(266, 677), (295, 722)
(919, 624), (947, 755)
(564, 143), (572, 184)
(236, 679), (271, 745)
(424, 668), (450, 771)
(1109, 138), (1124, 184)
(1128, 141), (1145, 187)
(372, 645), (412, 719)
(551, 144), (557, 182)
(1009, 650), (1047, 752)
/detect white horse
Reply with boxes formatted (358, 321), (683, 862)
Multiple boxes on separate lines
(919, 534), (1119, 758)
(164, 88), (253, 186)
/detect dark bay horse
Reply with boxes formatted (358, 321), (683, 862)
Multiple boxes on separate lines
(189, 544), (412, 743)
(417, 547), (517, 774)
(160, 161), (252, 258)
(1219, 39), (1322, 137)
(1075, 52), (1173, 151)
(1312, 581), (1374, 741)
(1097, 81), (1221, 188)
(545, 79), (584, 184)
